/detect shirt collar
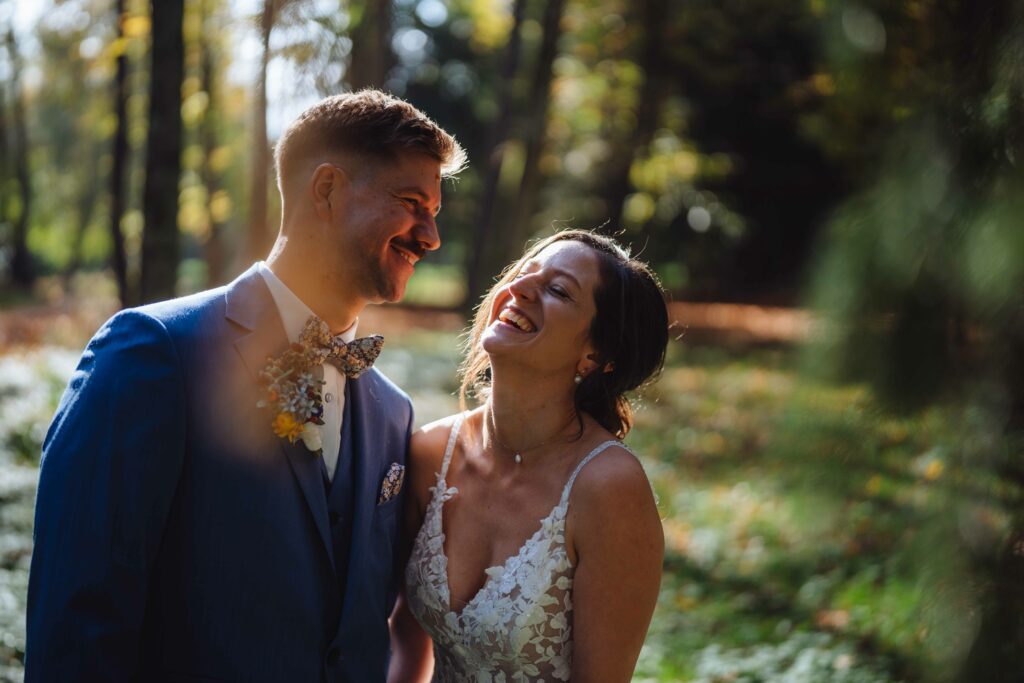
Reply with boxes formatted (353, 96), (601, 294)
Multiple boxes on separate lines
(257, 261), (358, 345)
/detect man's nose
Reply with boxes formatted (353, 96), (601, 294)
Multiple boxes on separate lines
(415, 214), (440, 252)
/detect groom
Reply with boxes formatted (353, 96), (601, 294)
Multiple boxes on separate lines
(26, 90), (465, 681)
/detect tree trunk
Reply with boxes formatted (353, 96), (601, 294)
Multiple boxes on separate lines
(140, 0), (185, 303)
(605, 0), (668, 233)
(245, 0), (274, 264)
(0, 62), (8, 262)
(462, 0), (528, 313)
(5, 27), (34, 290)
(200, 0), (226, 285)
(503, 0), (567, 263)
(348, 0), (394, 90)
(109, 0), (132, 307)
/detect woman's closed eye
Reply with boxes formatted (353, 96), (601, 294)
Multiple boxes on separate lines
(548, 284), (571, 300)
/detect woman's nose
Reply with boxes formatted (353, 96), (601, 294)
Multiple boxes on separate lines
(508, 273), (537, 300)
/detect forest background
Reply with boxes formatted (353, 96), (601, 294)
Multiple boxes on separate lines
(1, 0), (1023, 681)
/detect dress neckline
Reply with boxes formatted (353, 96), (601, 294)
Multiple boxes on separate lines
(433, 412), (619, 618)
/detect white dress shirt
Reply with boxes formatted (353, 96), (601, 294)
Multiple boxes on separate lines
(258, 261), (354, 481)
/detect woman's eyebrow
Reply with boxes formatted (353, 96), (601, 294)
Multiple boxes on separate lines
(524, 261), (581, 289)
(549, 267), (582, 289)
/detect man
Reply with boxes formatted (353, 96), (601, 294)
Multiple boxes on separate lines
(26, 90), (465, 681)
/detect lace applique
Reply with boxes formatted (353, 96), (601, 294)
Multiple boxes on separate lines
(405, 414), (620, 682)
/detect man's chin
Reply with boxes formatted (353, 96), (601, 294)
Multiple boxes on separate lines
(372, 279), (406, 304)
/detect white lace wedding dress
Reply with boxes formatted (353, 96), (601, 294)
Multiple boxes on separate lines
(404, 414), (620, 682)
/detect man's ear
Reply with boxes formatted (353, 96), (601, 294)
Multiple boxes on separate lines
(311, 163), (346, 221)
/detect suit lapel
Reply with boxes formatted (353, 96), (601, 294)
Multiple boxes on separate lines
(226, 265), (335, 571)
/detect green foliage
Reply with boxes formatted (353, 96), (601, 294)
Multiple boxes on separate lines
(401, 263), (467, 308)
(0, 349), (79, 464)
(632, 345), (986, 681)
(689, 633), (896, 683)
(804, 5), (1024, 676)
(3, 0), (960, 302)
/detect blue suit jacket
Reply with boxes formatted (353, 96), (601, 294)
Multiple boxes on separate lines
(26, 265), (413, 682)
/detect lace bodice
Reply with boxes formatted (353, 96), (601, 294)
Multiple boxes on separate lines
(404, 414), (620, 682)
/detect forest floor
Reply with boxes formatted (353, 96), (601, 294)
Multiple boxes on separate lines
(0, 287), (968, 682)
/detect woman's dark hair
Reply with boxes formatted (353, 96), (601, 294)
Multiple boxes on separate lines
(459, 229), (669, 438)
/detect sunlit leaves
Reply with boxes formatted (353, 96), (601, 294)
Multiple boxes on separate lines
(121, 14), (149, 39)
(458, 0), (515, 51)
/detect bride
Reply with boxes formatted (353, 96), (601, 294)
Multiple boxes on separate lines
(389, 230), (668, 682)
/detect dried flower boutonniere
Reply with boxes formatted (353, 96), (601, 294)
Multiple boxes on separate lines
(257, 343), (325, 454)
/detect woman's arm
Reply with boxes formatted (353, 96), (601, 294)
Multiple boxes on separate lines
(567, 446), (664, 682)
(388, 589), (434, 682)
(388, 418), (457, 682)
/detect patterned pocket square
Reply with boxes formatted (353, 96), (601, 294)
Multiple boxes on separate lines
(377, 463), (406, 505)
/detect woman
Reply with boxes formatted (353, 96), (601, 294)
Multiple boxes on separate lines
(389, 230), (668, 681)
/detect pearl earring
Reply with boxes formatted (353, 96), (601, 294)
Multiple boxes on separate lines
(574, 373), (583, 385)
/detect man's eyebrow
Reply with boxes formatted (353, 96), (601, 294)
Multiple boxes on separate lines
(394, 186), (441, 216)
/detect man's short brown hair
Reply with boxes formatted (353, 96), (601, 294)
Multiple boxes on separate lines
(274, 89), (467, 188)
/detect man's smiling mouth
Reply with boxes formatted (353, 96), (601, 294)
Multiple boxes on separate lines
(391, 243), (420, 266)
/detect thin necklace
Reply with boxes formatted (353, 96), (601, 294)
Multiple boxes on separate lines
(485, 404), (578, 464)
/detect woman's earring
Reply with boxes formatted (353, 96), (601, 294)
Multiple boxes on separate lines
(574, 372), (584, 385)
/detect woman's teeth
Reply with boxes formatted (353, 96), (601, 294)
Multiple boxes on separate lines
(498, 308), (536, 332)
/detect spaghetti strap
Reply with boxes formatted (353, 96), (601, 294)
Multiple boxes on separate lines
(438, 413), (466, 482)
(559, 440), (622, 506)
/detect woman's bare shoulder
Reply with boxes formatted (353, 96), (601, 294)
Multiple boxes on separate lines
(569, 436), (662, 547)
(410, 410), (479, 461)
(572, 440), (654, 505)
(408, 409), (481, 489)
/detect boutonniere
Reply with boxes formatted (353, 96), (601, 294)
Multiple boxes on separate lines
(257, 342), (325, 454)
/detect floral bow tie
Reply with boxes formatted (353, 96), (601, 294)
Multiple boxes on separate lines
(299, 316), (384, 379)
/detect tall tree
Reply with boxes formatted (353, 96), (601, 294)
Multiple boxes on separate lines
(603, 0), (668, 232)
(245, 0), (275, 263)
(669, 0), (838, 300)
(108, 0), (132, 307)
(348, 0), (394, 89)
(140, 0), (185, 303)
(463, 0), (528, 312)
(200, 0), (227, 285)
(0, 56), (9, 277)
(503, 0), (567, 262)
(4, 25), (35, 289)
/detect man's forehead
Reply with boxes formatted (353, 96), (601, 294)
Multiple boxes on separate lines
(385, 155), (441, 185)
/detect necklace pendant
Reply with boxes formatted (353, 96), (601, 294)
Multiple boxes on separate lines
(514, 453), (522, 464)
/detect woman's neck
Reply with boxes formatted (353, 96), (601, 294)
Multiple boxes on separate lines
(485, 363), (579, 458)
